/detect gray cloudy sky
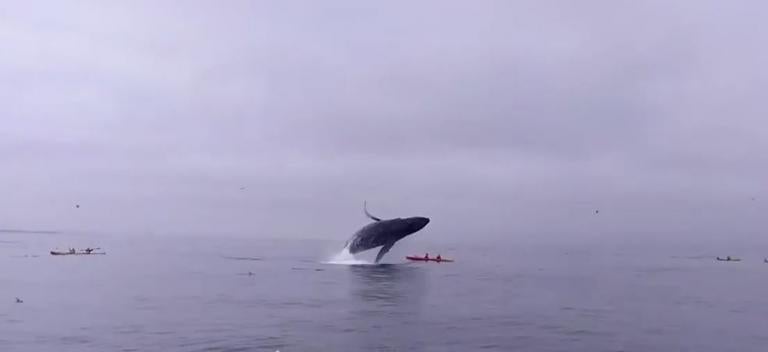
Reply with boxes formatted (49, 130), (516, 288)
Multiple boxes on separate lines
(1, 1), (766, 242)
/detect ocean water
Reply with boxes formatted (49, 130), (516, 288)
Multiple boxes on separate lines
(2, 232), (768, 352)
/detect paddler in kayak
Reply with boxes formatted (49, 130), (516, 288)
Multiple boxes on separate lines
(436, 254), (442, 261)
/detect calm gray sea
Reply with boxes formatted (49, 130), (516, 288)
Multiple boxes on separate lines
(2, 232), (768, 351)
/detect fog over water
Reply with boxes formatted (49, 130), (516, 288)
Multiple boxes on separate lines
(2, 1), (766, 244)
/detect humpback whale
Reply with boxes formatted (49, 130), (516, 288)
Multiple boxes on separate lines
(344, 202), (430, 263)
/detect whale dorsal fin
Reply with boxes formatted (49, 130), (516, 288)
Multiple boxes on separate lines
(364, 201), (381, 222)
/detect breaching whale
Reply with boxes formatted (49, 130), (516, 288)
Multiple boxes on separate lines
(344, 202), (430, 263)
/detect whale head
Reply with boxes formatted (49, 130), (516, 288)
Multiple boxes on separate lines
(404, 216), (430, 235)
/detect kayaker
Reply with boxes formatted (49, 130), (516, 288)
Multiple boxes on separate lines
(436, 254), (442, 261)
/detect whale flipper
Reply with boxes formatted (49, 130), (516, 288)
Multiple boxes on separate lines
(375, 242), (395, 263)
(364, 201), (381, 222)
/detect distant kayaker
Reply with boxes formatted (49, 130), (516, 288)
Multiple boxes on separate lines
(436, 254), (442, 261)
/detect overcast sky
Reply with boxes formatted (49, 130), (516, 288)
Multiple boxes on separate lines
(1, 1), (766, 242)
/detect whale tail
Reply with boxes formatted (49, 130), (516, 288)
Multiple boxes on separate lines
(363, 201), (382, 221)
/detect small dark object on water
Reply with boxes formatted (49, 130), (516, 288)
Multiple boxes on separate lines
(75, 204), (80, 208)
(222, 256), (262, 261)
(50, 250), (106, 256)
(716, 256), (741, 262)
(15, 297), (23, 303)
(595, 209), (599, 214)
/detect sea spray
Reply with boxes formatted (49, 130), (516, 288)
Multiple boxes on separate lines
(324, 247), (372, 265)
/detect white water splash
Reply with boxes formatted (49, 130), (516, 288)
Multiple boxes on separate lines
(324, 247), (373, 265)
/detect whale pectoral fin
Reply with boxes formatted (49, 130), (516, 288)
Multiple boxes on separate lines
(364, 201), (382, 222)
(375, 242), (395, 263)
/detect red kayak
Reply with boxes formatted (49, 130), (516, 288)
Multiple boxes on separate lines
(406, 256), (453, 263)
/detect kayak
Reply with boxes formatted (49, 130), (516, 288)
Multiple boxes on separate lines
(406, 256), (453, 263)
(716, 257), (741, 262)
(50, 251), (106, 256)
